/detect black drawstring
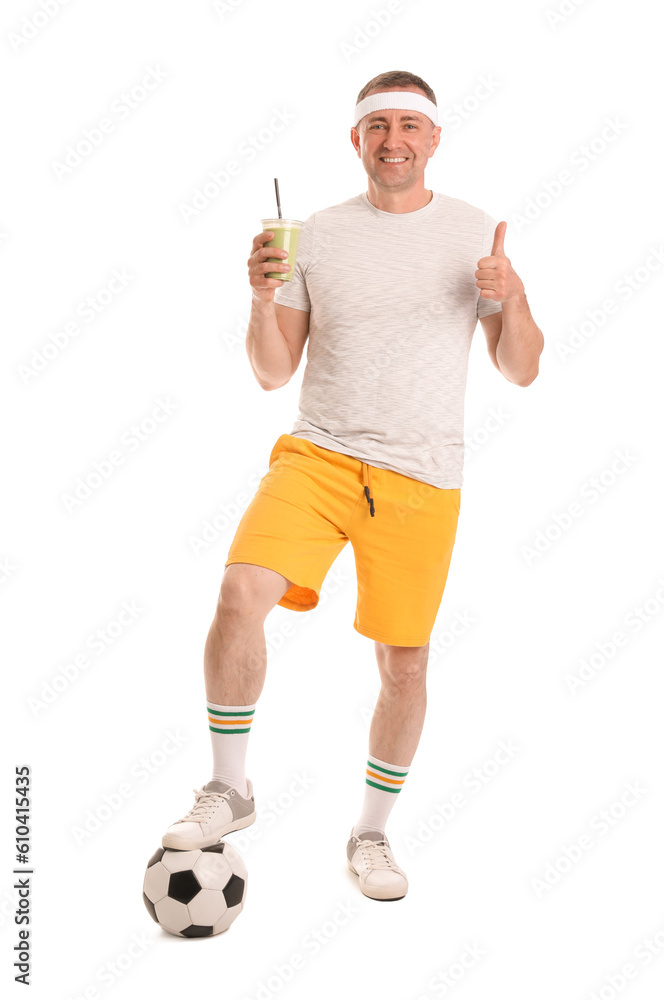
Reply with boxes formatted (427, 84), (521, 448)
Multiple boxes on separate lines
(362, 462), (375, 516)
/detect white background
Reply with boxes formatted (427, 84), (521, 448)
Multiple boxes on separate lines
(3, 0), (663, 997)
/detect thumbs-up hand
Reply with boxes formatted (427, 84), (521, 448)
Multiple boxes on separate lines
(475, 221), (524, 303)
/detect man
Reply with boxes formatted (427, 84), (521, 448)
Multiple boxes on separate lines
(162, 71), (543, 902)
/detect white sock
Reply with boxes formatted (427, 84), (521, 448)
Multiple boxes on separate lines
(352, 753), (410, 838)
(207, 700), (255, 797)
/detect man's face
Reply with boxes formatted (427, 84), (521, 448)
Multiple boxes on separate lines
(351, 86), (441, 192)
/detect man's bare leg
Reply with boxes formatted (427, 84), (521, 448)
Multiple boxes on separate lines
(203, 563), (292, 705)
(352, 641), (429, 834)
(346, 641), (429, 900)
(370, 641), (429, 764)
(161, 563), (293, 850)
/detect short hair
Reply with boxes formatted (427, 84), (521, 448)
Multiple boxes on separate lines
(356, 70), (437, 107)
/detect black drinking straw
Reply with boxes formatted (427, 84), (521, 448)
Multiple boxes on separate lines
(274, 178), (282, 219)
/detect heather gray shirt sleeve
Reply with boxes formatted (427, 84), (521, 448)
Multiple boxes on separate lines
(273, 213), (315, 313)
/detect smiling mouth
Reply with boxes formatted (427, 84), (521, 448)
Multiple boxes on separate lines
(380, 156), (408, 162)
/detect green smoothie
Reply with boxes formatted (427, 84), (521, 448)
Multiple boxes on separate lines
(261, 218), (302, 281)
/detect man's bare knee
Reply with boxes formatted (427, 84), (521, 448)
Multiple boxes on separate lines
(375, 641), (430, 687)
(218, 562), (294, 621)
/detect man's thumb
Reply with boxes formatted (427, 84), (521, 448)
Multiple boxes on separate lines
(491, 220), (507, 256)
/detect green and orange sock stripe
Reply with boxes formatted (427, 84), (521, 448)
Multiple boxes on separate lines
(365, 755), (409, 793)
(207, 702), (255, 735)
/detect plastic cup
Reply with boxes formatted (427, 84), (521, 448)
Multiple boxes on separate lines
(261, 218), (302, 282)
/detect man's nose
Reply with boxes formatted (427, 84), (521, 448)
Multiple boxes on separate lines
(381, 127), (401, 147)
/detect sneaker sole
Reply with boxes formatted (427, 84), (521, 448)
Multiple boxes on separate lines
(347, 860), (407, 901)
(161, 809), (257, 851)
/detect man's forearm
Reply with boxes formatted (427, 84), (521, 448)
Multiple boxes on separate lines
(246, 296), (292, 390)
(496, 292), (544, 386)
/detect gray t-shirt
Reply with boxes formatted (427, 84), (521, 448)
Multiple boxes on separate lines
(273, 190), (502, 489)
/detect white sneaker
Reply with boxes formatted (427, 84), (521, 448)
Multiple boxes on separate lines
(161, 778), (256, 850)
(346, 828), (408, 900)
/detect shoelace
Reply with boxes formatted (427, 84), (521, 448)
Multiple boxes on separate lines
(175, 787), (231, 824)
(356, 838), (401, 871)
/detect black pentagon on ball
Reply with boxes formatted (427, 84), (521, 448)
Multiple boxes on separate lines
(181, 924), (214, 938)
(147, 847), (166, 868)
(142, 892), (158, 923)
(168, 869), (201, 904)
(223, 874), (245, 908)
(202, 842), (226, 854)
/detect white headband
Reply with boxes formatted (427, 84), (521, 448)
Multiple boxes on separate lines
(353, 90), (438, 128)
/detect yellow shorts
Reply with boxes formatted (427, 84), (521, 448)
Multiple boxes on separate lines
(224, 434), (461, 647)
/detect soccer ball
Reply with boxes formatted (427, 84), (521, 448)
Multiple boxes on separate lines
(143, 841), (248, 937)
